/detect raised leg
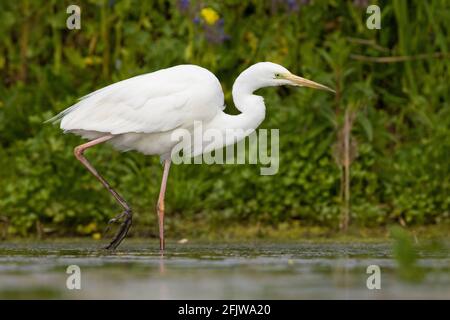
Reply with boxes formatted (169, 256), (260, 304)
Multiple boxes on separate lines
(74, 135), (132, 250)
(156, 159), (171, 251)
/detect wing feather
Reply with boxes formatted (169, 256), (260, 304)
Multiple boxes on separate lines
(51, 65), (224, 135)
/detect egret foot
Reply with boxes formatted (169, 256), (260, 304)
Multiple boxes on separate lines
(104, 210), (132, 250)
(104, 211), (127, 234)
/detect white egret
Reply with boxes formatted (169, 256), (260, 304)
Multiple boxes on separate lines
(48, 62), (334, 250)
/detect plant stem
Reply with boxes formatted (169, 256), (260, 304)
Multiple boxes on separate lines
(341, 109), (351, 232)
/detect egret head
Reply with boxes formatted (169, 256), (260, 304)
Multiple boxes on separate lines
(238, 62), (335, 93)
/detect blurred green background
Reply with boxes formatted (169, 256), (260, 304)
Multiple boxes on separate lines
(0, 0), (448, 239)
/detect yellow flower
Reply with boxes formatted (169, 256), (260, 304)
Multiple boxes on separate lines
(84, 57), (94, 66)
(84, 56), (101, 66)
(92, 232), (101, 240)
(201, 7), (219, 25)
(85, 222), (97, 233)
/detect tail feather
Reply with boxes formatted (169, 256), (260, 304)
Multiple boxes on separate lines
(44, 103), (81, 124)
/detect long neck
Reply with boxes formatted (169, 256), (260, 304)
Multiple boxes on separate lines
(198, 73), (266, 154)
(227, 73), (266, 131)
(206, 74), (266, 134)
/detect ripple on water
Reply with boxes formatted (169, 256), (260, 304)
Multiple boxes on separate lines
(0, 240), (448, 299)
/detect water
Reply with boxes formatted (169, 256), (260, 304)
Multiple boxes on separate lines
(0, 240), (448, 299)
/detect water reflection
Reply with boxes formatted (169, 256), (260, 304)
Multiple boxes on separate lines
(0, 240), (448, 299)
(158, 253), (168, 299)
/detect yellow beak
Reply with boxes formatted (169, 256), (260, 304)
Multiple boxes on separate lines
(283, 73), (335, 93)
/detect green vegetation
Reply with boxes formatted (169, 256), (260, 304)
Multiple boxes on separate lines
(0, 0), (449, 238)
(390, 226), (425, 282)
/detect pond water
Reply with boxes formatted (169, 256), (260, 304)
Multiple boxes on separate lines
(0, 240), (448, 299)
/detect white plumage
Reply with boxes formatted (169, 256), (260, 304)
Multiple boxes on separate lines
(52, 62), (333, 159)
(53, 65), (226, 158)
(49, 62), (333, 250)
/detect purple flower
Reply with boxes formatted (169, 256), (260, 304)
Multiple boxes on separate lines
(204, 18), (230, 44)
(271, 0), (310, 14)
(353, 0), (370, 8)
(286, 0), (299, 11)
(177, 0), (190, 12)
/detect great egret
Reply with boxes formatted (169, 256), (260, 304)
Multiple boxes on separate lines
(49, 62), (334, 250)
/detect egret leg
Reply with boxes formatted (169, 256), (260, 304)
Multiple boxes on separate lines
(73, 135), (132, 250)
(156, 159), (171, 251)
